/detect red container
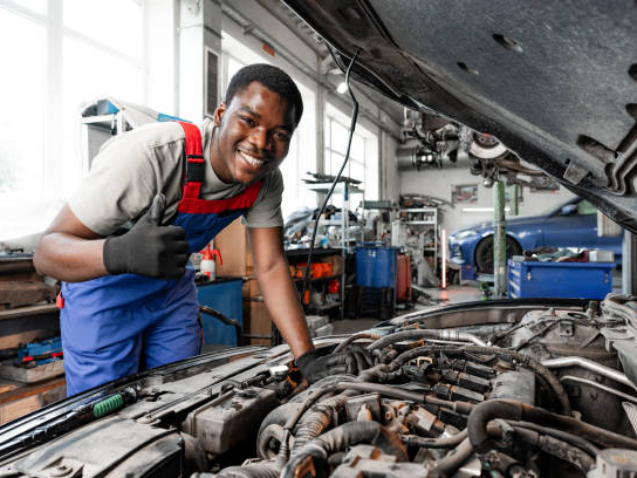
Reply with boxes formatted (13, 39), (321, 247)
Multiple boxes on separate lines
(396, 254), (412, 302)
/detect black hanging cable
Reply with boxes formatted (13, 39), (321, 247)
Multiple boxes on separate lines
(302, 48), (360, 302)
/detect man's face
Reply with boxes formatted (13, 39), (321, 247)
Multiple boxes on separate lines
(211, 81), (296, 185)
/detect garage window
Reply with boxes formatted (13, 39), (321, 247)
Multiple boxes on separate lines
(324, 103), (379, 201)
(0, 0), (145, 243)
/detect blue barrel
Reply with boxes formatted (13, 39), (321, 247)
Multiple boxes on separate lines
(356, 244), (398, 288)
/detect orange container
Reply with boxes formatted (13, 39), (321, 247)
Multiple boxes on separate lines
(397, 253), (412, 302)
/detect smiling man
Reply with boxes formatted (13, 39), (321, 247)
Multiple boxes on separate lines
(34, 64), (371, 396)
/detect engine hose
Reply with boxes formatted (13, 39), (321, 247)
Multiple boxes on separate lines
(339, 381), (475, 414)
(393, 345), (571, 415)
(486, 422), (595, 474)
(289, 375), (356, 404)
(401, 429), (468, 449)
(292, 395), (349, 454)
(257, 424), (286, 460)
(334, 333), (383, 352)
(431, 437), (475, 476)
(213, 464), (280, 478)
(367, 329), (487, 350)
(354, 363), (400, 383)
(467, 399), (637, 454)
(513, 420), (600, 457)
(284, 381), (474, 440)
(281, 422), (408, 478)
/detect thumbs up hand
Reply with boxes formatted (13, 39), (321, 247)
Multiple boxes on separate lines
(103, 194), (189, 278)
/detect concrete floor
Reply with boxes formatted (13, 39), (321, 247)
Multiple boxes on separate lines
(332, 284), (482, 335)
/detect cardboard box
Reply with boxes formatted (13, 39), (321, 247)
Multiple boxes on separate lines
(242, 299), (272, 346)
(214, 218), (254, 277)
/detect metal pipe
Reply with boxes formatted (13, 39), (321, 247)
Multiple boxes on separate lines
(493, 179), (507, 298)
(542, 356), (637, 391)
(560, 375), (637, 403)
(367, 329), (488, 350)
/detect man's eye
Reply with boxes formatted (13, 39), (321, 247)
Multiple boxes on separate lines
(274, 131), (291, 141)
(240, 116), (256, 127)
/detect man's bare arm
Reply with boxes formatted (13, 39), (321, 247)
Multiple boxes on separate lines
(33, 205), (108, 282)
(249, 226), (313, 358)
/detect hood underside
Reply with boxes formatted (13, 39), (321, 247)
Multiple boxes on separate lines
(284, 0), (637, 232)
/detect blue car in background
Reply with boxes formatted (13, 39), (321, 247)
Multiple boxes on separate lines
(448, 198), (623, 280)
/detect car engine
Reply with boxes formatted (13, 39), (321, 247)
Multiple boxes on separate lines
(2, 296), (637, 477)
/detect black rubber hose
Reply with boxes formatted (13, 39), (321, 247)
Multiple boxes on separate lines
(259, 402), (303, 436)
(468, 399), (637, 453)
(486, 422), (595, 474)
(281, 422), (407, 478)
(283, 381), (474, 442)
(301, 48), (359, 300)
(431, 437), (474, 476)
(339, 382), (474, 414)
(257, 423), (285, 460)
(513, 420), (600, 457)
(334, 333), (382, 352)
(199, 306), (242, 346)
(292, 395), (349, 453)
(394, 345), (571, 415)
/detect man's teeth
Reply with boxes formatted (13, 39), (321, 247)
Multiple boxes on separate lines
(239, 151), (263, 166)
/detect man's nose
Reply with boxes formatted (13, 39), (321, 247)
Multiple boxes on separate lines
(249, 127), (272, 151)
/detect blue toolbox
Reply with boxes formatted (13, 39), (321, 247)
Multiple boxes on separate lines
(508, 259), (614, 299)
(16, 337), (63, 368)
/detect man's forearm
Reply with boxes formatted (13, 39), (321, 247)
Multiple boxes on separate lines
(256, 260), (313, 358)
(34, 233), (108, 282)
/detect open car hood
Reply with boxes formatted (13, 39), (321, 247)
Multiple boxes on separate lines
(283, 0), (637, 232)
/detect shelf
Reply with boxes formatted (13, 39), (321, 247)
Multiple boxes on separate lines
(399, 208), (437, 213)
(307, 302), (341, 313)
(294, 274), (341, 283)
(285, 247), (342, 259)
(81, 114), (116, 130)
(306, 184), (364, 194)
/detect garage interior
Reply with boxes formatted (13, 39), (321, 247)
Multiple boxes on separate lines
(0, 0), (635, 451)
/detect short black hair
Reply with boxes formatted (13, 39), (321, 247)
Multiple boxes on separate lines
(225, 63), (303, 127)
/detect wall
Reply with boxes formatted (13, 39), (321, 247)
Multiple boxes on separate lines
(400, 165), (575, 234)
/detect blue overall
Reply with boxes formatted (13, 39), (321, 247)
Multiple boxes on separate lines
(60, 122), (262, 396)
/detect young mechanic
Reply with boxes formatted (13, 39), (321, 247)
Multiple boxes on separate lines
(34, 64), (370, 395)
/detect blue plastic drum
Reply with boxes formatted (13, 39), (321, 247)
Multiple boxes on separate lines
(355, 244), (398, 288)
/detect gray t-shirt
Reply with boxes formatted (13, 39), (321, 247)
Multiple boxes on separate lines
(69, 119), (284, 236)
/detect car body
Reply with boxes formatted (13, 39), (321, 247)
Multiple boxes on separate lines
(449, 197), (623, 279)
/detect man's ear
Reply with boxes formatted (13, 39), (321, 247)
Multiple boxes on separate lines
(213, 102), (227, 127)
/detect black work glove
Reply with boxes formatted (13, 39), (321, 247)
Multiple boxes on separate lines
(295, 345), (373, 383)
(103, 194), (189, 279)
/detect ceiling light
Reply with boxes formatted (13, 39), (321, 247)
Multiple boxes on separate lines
(336, 82), (348, 94)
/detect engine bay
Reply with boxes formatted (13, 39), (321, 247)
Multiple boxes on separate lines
(3, 296), (637, 477)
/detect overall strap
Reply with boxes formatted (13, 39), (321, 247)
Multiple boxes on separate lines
(178, 122), (205, 199)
